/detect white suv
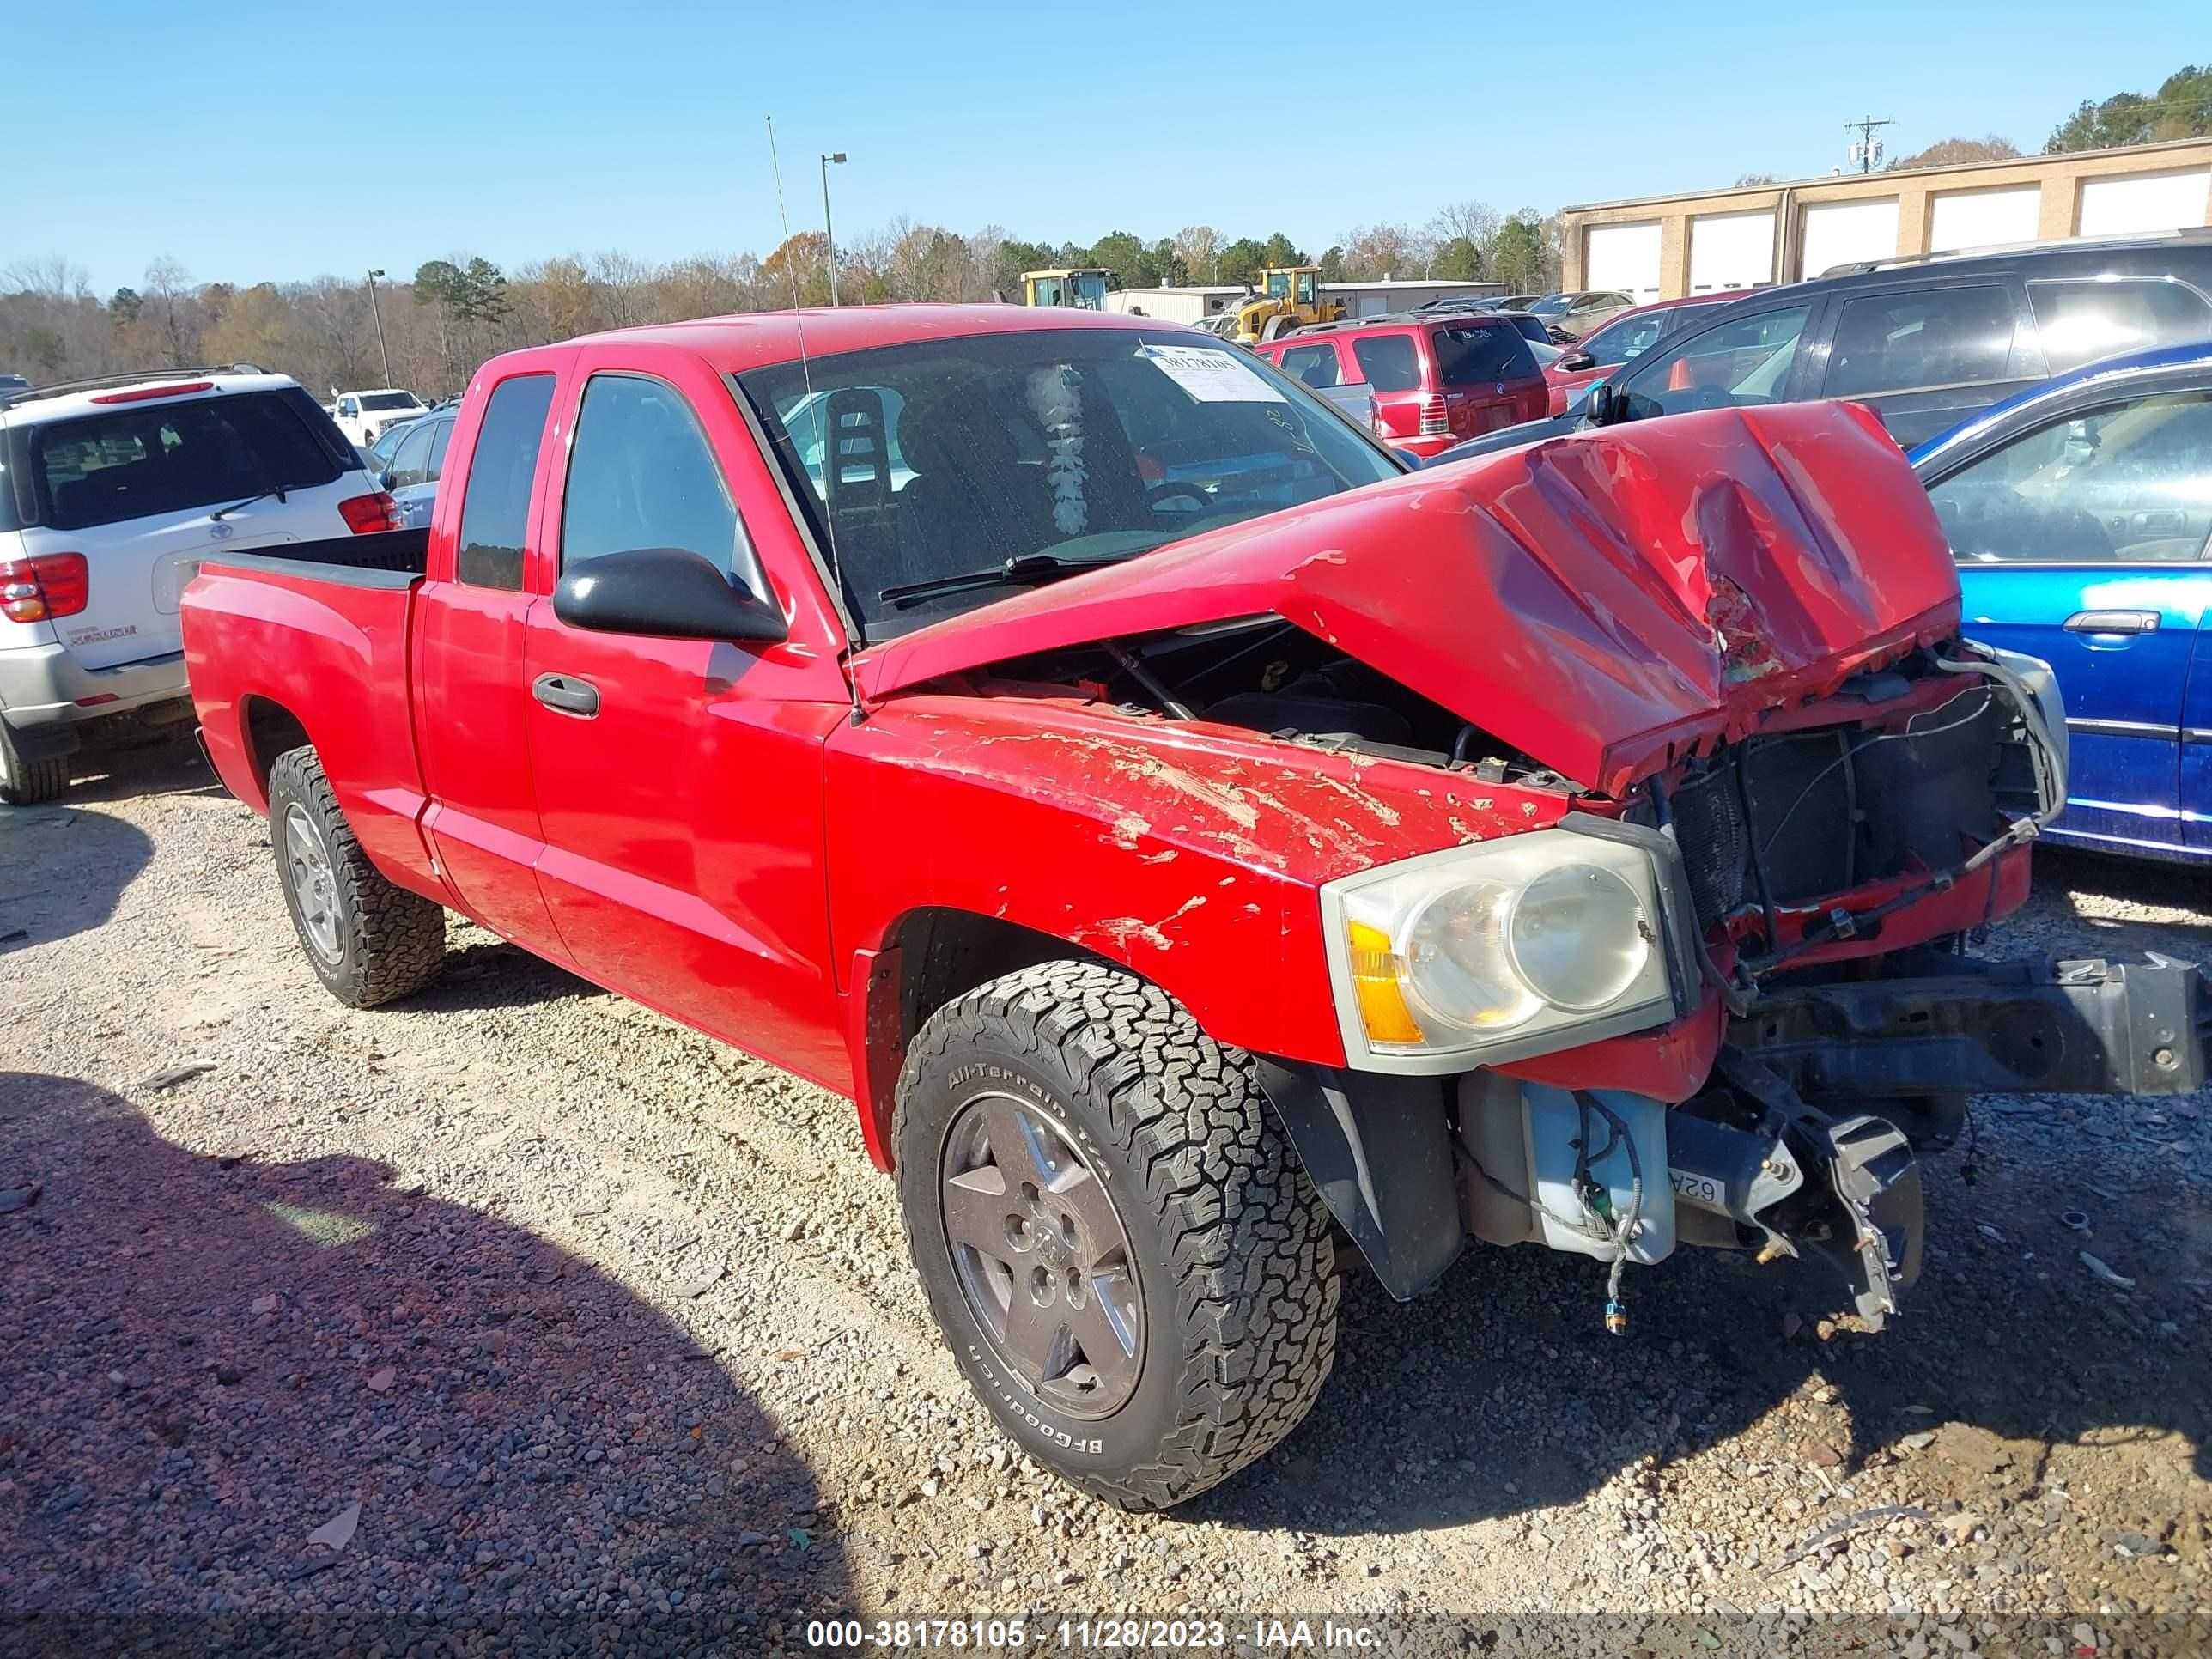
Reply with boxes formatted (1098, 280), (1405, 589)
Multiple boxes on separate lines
(329, 386), (428, 447)
(0, 368), (392, 803)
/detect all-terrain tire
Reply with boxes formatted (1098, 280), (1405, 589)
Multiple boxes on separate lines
(0, 718), (70, 806)
(266, 744), (446, 1006)
(894, 959), (1338, 1510)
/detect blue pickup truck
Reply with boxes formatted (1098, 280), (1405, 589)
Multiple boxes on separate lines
(1911, 343), (2212, 863)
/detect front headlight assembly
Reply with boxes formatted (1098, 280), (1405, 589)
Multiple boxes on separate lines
(1321, 819), (1696, 1073)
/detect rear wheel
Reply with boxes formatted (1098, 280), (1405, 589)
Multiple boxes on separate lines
(0, 719), (69, 806)
(895, 960), (1338, 1510)
(266, 745), (446, 1006)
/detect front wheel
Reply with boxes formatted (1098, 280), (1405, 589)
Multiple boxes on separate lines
(894, 960), (1338, 1510)
(266, 745), (447, 1006)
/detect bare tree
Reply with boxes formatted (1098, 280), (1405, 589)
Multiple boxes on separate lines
(2, 257), (92, 301)
(1171, 225), (1222, 285)
(143, 257), (198, 367)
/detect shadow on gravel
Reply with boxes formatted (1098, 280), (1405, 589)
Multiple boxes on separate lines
(0, 1072), (846, 1650)
(57, 728), (224, 809)
(409, 939), (606, 1016)
(1195, 1152), (2210, 1540)
(0, 803), (153, 955)
(2033, 846), (2212, 957)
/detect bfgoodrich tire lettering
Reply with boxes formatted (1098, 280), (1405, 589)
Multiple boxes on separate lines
(895, 959), (1338, 1510)
(266, 745), (446, 1007)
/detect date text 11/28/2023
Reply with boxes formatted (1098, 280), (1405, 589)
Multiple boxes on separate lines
(803, 1618), (1384, 1650)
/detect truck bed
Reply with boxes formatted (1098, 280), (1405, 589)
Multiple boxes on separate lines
(210, 526), (430, 578)
(180, 541), (440, 901)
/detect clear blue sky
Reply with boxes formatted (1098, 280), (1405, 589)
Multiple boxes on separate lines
(7, 0), (2202, 295)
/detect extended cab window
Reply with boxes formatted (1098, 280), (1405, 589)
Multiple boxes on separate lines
(1929, 392), (2212, 564)
(455, 373), (556, 590)
(33, 392), (341, 532)
(561, 375), (757, 588)
(1824, 285), (2022, 398)
(736, 327), (1399, 638)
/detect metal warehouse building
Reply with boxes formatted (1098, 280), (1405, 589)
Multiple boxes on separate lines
(1561, 137), (2212, 302)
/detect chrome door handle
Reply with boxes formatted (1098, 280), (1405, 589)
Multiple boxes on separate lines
(532, 672), (600, 718)
(2063, 610), (2160, 635)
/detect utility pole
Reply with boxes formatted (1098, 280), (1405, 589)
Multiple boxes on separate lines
(1844, 115), (1894, 174)
(820, 152), (848, 305)
(366, 269), (392, 385)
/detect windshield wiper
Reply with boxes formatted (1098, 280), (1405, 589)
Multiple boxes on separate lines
(879, 551), (1131, 609)
(210, 482), (296, 520)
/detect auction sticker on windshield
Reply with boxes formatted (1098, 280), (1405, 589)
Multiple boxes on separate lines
(1136, 343), (1285, 403)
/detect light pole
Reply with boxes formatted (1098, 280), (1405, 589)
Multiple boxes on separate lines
(366, 268), (392, 385)
(820, 152), (847, 305)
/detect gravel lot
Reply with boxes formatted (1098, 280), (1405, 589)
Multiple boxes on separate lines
(2, 732), (2208, 1656)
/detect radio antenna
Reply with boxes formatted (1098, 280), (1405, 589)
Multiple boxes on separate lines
(766, 113), (863, 725)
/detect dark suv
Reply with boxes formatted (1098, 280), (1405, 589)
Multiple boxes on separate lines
(1433, 230), (2212, 461)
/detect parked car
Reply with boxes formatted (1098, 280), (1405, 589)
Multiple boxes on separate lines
(1543, 292), (1741, 416)
(1434, 231), (2212, 463)
(0, 374), (30, 398)
(1911, 342), (2212, 864)
(1524, 290), (1637, 340)
(0, 368), (393, 803)
(1255, 312), (1547, 459)
(330, 386), (428, 447)
(370, 408), (458, 529)
(1489, 310), (1559, 347)
(182, 305), (2205, 1511)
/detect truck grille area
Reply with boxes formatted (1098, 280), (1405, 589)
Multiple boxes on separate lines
(1668, 685), (2010, 940)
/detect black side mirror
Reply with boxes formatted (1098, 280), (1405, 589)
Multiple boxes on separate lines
(1560, 351), (1595, 372)
(552, 546), (787, 643)
(1585, 382), (1621, 427)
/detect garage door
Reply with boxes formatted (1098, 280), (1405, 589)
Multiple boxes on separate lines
(1929, 185), (2041, 253)
(1799, 198), (1900, 277)
(1687, 210), (1774, 293)
(2077, 167), (2212, 237)
(1586, 222), (1661, 302)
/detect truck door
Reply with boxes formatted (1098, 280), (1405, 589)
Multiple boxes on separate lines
(414, 365), (573, 954)
(520, 356), (851, 1085)
(1930, 386), (2212, 856)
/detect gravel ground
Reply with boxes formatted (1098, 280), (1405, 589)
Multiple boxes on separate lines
(1, 732), (2208, 1656)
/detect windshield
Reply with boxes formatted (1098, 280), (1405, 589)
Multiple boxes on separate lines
(361, 392), (421, 411)
(1267, 271), (1291, 299)
(1072, 272), (1109, 308)
(737, 326), (1401, 637)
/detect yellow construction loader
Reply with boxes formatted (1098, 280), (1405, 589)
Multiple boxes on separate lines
(1229, 266), (1344, 343)
(1021, 269), (1112, 309)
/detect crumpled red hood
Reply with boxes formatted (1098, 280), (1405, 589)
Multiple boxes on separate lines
(851, 401), (1961, 795)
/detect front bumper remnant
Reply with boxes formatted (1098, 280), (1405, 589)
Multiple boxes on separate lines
(1731, 953), (2212, 1102)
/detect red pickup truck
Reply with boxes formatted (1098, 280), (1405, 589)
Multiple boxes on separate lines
(182, 307), (2209, 1511)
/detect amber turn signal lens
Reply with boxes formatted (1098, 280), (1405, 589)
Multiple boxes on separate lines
(1346, 920), (1425, 1046)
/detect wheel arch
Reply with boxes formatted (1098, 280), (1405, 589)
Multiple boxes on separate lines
(239, 694), (313, 811)
(847, 905), (1140, 1170)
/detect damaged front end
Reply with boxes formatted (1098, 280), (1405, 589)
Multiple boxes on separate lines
(1264, 638), (2212, 1331)
(856, 400), (2211, 1333)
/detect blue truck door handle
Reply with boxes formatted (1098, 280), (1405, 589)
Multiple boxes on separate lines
(532, 672), (601, 718)
(2063, 610), (2160, 636)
